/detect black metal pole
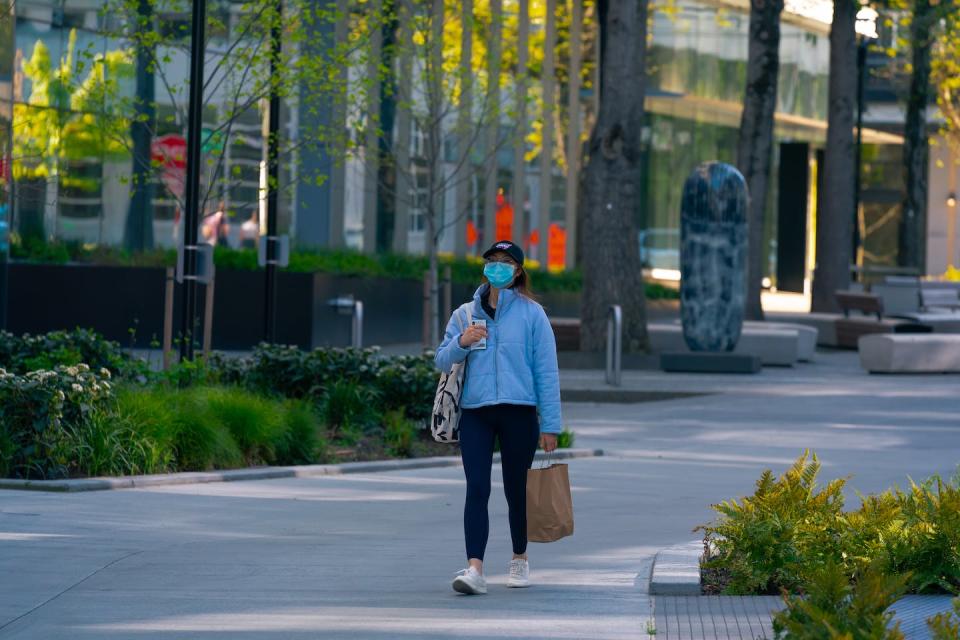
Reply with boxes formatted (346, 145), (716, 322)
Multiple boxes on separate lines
(264, 0), (281, 343)
(179, 0), (207, 362)
(853, 37), (867, 269)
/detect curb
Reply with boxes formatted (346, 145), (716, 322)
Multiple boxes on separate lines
(649, 540), (702, 595)
(0, 448), (604, 493)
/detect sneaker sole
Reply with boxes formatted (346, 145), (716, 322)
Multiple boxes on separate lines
(506, 580), (530, 588)
(452, 577), (487, 595)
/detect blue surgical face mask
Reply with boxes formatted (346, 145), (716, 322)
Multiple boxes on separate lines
(484, 262), (516, 289)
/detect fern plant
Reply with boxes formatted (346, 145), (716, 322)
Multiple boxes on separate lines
(772, 560), (908, 640)
(698, 451), (848, 594)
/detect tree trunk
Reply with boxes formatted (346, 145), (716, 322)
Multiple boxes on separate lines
(427, 0), (444, 345)
(578, 0), (649, 353)
(538, 0), (556, 266)
(811, 0), (856, 312)
(454, 0), (473, 257)
(376, 0), (398, 253)
(511, 0), (530, 249)
(736, 0), (783, 321)
(482, 0), (502, 249)
(899, 0), (934, 272)
(123, 0), (156, 251)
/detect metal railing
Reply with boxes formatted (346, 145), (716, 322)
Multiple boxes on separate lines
(605, 304), (622, 386)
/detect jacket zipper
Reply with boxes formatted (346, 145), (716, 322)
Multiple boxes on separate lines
(493, 292), (499, 402)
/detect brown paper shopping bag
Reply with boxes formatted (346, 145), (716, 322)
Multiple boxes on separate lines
(526, 463), (574, 543)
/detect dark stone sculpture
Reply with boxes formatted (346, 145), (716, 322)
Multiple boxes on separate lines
(679, 162), (749, 352)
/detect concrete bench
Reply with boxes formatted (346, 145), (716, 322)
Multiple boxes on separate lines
(859, 334), (960, 373)
(648, 324), (799, 366)
(766, 312), (840, 347)
(550, 318), (581, 352)
(744, 321), (817, 361)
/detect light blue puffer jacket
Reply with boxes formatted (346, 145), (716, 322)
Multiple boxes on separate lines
(434, 284), (562, 434)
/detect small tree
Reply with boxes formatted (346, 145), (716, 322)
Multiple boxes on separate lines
(365, 0), (513, 345)
(96, 0), (367, 250)
(12, 29), (132, 241)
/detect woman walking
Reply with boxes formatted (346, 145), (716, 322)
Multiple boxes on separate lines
(434, 240), (562, 595)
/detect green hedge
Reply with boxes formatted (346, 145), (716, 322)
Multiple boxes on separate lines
(9, 238), (679, 299)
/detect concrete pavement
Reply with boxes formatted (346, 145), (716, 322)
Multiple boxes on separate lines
(2, 350), (959, 639)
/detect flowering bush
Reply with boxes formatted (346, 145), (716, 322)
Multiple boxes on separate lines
(0, 329), (148, 380)
(0, 364), (113, 479)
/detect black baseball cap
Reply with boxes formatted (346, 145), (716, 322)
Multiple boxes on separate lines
(482, 240), (524, 266)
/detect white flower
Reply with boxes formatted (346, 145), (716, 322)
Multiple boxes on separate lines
(78, 364), (90, 372)
(71, 383), (83, 393)
(65, 366), (79, 376)
(99, 368), (112, 379)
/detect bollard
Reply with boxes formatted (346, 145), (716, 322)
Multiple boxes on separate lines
(605, 304), (622, 386)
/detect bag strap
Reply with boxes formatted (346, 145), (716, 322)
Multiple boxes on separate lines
(453, 301), (472, 333)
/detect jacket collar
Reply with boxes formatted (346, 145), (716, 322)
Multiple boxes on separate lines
(473, 283), (518, 320)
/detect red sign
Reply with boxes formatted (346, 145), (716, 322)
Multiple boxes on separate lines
(548, 223), (566, 271)
(495, 192), (513, 243)
(466, 220), (479, 247)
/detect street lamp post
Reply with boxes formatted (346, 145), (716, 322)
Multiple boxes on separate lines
(264, 0), (282, 344)
(179, 0), (208, 362)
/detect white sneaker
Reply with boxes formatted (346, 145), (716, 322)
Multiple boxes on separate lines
(507, 558), (530, 588)
(452, 566), (487, 595)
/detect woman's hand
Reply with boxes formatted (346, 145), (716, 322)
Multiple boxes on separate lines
(458, 325), (488, 348)
(540, 433), (558, 453)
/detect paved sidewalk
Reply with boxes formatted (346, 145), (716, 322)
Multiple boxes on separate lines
(653, 596), (784, 640)
(2, 350), (958, 639)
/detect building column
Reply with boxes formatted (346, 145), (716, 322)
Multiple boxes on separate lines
(482, 0), (503, 248)
(537, 0), (556, 267)
(564, 0), (581, 270)
(511, 0), (529, 249)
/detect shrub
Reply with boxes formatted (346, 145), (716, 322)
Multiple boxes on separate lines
(319, 379), (381, 441)
(113, 385), (327, 471)
(701, 453), (960, 601)
(375, 354), (437, 420)
(0, 365), (114, 479)
(384, 409), (417, 458)
(698, 451), (848, 594)
(772, 561), (908, 640)
(63, 409), (172, 477)
(883, 477), (960, 593)
(274, 400), (327, 465)
(0, 329), (144, 379)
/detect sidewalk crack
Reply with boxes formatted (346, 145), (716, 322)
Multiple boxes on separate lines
(0, 549), (143, 635)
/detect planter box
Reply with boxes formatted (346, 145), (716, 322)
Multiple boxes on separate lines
(5, 262), (584, 350)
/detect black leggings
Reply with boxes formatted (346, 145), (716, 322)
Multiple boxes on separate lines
(459, 404), (540, 561)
